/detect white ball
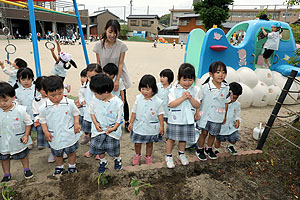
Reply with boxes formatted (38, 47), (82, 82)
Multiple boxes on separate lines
(255, 68), (274, 86)
(226, 66), (240, 83)
(237, 67), (258, 88)
(252, 81), (270, 107)
(268, 84), (281, 105)
(237, 82), (253, 108)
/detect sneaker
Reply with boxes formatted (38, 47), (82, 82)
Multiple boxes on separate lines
(53, 168), (66, 176)
(132, 154), (142, 166)
(84, 151), (92, 158)
(125, 122), (129, 132)
(214, 149), (220, 155)
(179, 153), (189, 165)
(196, 148), (207, 161)
(68, 167), (77, 174)
(98, 161), (108, 173)
(205, 148), (218, 160)
(145, 156), (152, 164)
(1, 176), (11, 182)
(114, 159), (122, 170)
(48, 152), (55, 163)
(95, 155), (101, 160)
(24, 170), (34, 179)
(226, 145), (238, 155)
(165, 156), (175, 168)
(80, 135), (89, 145)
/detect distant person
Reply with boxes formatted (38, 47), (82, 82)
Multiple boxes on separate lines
(153, 39), (157, 48)
(180, 40), (184, 49)
(173, 40), (176, 49)
(261, 22), (282, 68)
(37, 32), (41, 41)
(0, 58), (27, 86)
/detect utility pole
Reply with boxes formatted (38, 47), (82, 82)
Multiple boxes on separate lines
(130, 0), (133, 15)
(147, 5), (149, 15)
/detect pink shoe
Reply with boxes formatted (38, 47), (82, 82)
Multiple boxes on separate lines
(132, 154), (142, 166)
(145, 156), (152, 164)
(84, 151), (92, 158)
(95, 155), (101, 160)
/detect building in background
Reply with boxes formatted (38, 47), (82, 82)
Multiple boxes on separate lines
(127, 15), (160, 36)
(89, 10), (119, 37)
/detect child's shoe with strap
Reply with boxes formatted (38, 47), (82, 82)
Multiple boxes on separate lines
(226, 144), (238, 155)
(114, 158), (122, 170)
(53, 167), (66, 176)
(196, 148), (207, 161)
(68, 167), (77, 174)
(24, 169), (34, 179)
(178, 153), (189, 166)
(165, 155), (175, 168)
(1, 175), (11, 182)
(145, 156), (152, 164)
(98, 161), (108, 173)
(132, 154), (142, 166)
(204, 147), (218, 160)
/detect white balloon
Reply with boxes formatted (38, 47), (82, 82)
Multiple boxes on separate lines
(226, 66), (240, 83)
(237, 82), (253, 108)
(252, 81), (270, 107)
(237, 67), (258, 88)
(267, 84), (281, 105)
(255, 68), (274, 86)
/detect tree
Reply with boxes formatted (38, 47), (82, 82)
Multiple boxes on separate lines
(193, 0), (233, 30)
(159, 14), (170, 26)
(256, 8), (272, 20)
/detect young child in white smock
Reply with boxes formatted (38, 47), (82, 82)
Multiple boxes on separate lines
(0, 58), (27, 86)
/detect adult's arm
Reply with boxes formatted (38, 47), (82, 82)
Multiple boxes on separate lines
(113, 52), (126, 91)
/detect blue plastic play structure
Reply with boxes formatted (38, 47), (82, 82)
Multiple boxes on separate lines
(185, 19), (300, 78)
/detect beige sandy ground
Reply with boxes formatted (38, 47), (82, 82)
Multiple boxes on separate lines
(0, 39), (298, 183)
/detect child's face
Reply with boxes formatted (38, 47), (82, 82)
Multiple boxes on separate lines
(210, 69), (226, 84)
(179, 77), (193, 89)
(230, 93), (239, 102)
(47, 89), (64, 105)
(140, 87), (153, 99)
(106, 26), (117, 43)
(81, 76), (87, 85)
(94, 92), (109, 101)
(271, 26), (277, 32)
(19, 77), (33, 88)
(0, 95), (15, 112)
(104, 72), (115, 80)
(160, 76), (169, 86)
(87, 71), (99, 82)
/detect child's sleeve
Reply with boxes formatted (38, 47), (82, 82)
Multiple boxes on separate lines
(131, 98), (138, 113)
(71, 101), (80, 116)
(2, 67), (16, 76)
(39, 107), (47, 124)
(158, 103), (164, 116)
(116, 104), (124, 123)
(168, 88), (176, 104)
(235, 103), (241, 121)
(78, 86), (86, 103)
(88, 101), (95, 114)
(195, 86), (202, 102)
(32, 100), (39, 121)
(24, 111), (33, 126)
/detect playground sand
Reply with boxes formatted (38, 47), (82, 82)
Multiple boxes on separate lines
(0, 40), (299, 198)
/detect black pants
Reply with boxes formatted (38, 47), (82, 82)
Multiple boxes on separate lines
(123, 89), (129, 122)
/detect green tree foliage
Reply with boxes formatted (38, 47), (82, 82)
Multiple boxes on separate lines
(159, 14), (170, 26)
(290, 24), (300, 43)
(193, 0), (233, 30)
(119, 24), (129, 38)
(256, 8), (273, 19)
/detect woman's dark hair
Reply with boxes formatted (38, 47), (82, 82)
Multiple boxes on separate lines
(86, 63), (102, 73)
(229, 82), (243, 96)
(177, 63), (195, 81)
(34, 76), (47, 101)
(0, 81), (15, 98)
(102, 19), (120, 48)
(42, 75), (64, 94)
(14, 58), (27, 68)
(103, 63), (118, 77)
(160, 69), (174, 84)
(14, 67), (34, 89)
(138, 74), (158, 95)
(80, 68), (87, 77)
(203, 61), (227, 85)
(90, 73), (114, 94)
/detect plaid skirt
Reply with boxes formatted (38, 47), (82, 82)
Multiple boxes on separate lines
(82, 120), (92, 133)
(36, 126), (50, 148)
(0, 148), (29, 160)
(51, 142), (79, 157)
(166, 124), (195, 142)
(89, 134), (120, 157)
(130, 131), (163, 143)
(202, 121), (222, 136)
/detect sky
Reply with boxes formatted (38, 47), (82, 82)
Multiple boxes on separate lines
(76, 0), (296, 20)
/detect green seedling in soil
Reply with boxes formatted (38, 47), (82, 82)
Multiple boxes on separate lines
(130, 178), (153, 196)
(1, 182), (15, 200)
(97, 172), (110, 190)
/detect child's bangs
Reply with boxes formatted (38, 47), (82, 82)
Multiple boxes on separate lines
(182, 67), (195, 80)
(216, 65), (227, 73)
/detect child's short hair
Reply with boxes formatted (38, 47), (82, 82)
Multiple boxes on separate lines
(35, 76), (47, 92)
(90, 73), (114, 94)
(103, 63), (118, 76)
(15, 58), (27, 69)
(160, 69), (174, 84)
(209, 61), (227, 74)
(229, 82), (243, 96)
(178, 63), (195, 81)
(43, 75), (64, 93)
(80, 68), (87, 77)
(138, 74), (158, 95)
(0, 82), (15, 98)
(17, 67), (34, 81)
(86, 63), (102, 73)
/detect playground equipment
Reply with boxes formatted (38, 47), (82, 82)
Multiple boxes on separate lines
(0, 0), (89, 77)
(2, 27), (16, 64)
(185, 19), (300, 107)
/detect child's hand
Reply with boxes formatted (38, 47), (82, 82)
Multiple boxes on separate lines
(75, 100), (82, 108)
(261, 27), (264, 30)
(74, 123), (81, 133)
(235, 120), (240, 129)
(34, 120), (41, 127)
(222, 116), (227, 125)
(113, 80), (119, 92)
(194, 112), (200, 121)
(50, 47), (55, 52)
(128, 123), (133, 132)
(160, 126), (164, 136)
(5, 60), (11, 65)
(81, 101), (86, 106)
(182, 91), (190, 100)
(105, 127), (115, 135)
(21, 135), (28, 144)
(95, 122), (103, 132)
(44, 131), (53, 142)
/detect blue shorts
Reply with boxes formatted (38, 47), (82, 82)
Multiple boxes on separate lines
(82, 120), (91, 133)
(0, 148), (29, 160)
(51, 142), (79, 157)
(79, 115), (84, 126)
(202, 121), (222, 136)
(216, 131), (239, 143)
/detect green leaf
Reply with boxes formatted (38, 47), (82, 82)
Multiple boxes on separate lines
(102, 177), (108, 185)
(130, 179), (140, 187)
(134, 187), (139, 196)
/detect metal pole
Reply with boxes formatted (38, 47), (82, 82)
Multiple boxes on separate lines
(72, 0), (89, 66)
(28, 0), (41, 77)
(130, 0), (132, 15)
(257, 70), (298, 150)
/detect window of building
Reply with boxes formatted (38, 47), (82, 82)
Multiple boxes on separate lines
(245, 12), (257, 17)
(142, 20), (151, 27)
(196, 20), (202, 25)
(151, 21), (154, 24)
(231, 12), (243, 17)
(283, 12), (292, 17)
(130, 20), (138, 26)
(180, 20), (188, 26)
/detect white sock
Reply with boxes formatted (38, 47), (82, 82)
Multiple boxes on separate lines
(57, 164), (64, 169)
(68, 163), (76, 168)
(100, 158), (107, 163)
(114, 156), (121, 161)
